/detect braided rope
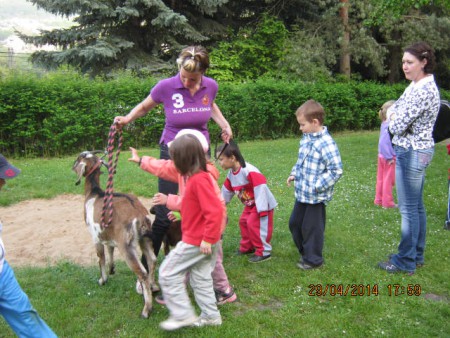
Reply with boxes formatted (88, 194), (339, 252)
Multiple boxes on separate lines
(101, 123), (123, 228)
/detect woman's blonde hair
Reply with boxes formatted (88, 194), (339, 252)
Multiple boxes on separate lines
(176, 45), (210, 73)
(379, 100), (396, 121)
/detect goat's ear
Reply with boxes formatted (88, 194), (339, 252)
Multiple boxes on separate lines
(73, 161), (86, 185)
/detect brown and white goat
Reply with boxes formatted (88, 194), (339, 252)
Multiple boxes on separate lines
(72, 150), (158, 318)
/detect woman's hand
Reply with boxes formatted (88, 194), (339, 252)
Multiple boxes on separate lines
(211, 102), (233, 143)
(221, 126), (232, 143)
(114, 115), (131, 127)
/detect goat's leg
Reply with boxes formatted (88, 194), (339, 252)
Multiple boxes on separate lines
(96, 243), (108, 285)
(120, 243), (153, 319)
(107, 245), (115, 275)
(141, 238), (159, 292)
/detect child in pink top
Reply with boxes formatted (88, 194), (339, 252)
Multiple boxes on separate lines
(374, 100), (397, 208)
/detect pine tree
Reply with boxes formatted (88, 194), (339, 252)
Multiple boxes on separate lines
(19, 0), (231, 75)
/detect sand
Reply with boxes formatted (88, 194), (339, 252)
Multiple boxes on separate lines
(0, 194), (153, 267)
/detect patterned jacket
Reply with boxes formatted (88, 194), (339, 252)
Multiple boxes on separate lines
(290, 127), (343, 204)
(389, 75), (440, 150)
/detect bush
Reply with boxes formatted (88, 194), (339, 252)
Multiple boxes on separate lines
(1, 70), (448, 156)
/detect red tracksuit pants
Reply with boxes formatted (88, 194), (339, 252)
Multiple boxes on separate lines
(239, 206), (273, 257)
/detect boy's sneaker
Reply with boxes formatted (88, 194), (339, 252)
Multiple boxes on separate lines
(215, 287), (237, 305)
(249, 254), (271, 263)
(159, 316), (198, 331)
(193, 316), (222, 327)
(297, 261), (322, 270)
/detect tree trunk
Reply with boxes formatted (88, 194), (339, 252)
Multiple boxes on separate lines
(339, 0), (351, 78)
(387, 31), (402, 83)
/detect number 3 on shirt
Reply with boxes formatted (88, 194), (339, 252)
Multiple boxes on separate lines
(172, 93), (184, 108)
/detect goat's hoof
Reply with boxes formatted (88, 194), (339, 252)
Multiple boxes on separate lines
(98, 278), (107, 286)
(110, 266), (116, 275)
(151, 284), (160, 293)
(141, 309), (151, 319)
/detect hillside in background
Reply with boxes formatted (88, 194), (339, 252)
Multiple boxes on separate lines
(0, 0), (72, 52)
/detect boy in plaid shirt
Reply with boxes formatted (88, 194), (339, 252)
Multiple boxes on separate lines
(287, 100), (343, 270)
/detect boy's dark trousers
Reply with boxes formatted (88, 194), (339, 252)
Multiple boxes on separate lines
(288, 201), (326, 266)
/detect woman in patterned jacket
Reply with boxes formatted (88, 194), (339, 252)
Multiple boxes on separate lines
(378, 42), (440, 275)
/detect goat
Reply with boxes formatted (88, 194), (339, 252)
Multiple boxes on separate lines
(149, 206), (182, 255)
(72, 150), (158, 318)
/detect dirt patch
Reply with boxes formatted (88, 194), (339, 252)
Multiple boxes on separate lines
(0, 194), (153, 267)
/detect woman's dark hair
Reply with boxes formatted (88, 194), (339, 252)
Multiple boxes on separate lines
(215, 140), (246, 168)
(404, 41), (436, 74)
(169, 134), (207, 175)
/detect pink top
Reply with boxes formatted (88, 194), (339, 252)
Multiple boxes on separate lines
(140, 157), (227, 233)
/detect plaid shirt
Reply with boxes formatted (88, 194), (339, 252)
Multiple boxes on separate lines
(290, 127), (343, 204)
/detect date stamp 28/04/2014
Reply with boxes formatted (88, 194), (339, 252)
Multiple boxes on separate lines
(308, 284), (422, 297)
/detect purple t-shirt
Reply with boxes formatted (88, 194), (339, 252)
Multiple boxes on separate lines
(378, 121), (396, 160)
(150, 73), (218, 144)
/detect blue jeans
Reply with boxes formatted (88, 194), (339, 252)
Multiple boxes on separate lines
(390, 146), (433, 273)
(0, 261), (57, 338)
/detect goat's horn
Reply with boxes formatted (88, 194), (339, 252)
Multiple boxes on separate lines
(92, 150), (106, 155)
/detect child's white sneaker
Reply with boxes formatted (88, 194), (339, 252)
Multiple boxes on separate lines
(159, 316), (198, 331)
(193, 316), (222, 327)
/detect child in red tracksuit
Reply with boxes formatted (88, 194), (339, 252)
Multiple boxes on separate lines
(374, 100), (397, 208)
(216, 141), (277, 263)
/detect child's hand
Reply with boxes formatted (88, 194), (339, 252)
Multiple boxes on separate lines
(286, 175), (295, 187)
(152, 193), (168, 206)
(386, 106), (396, 121)
(200, 241), (212, 255)
(167, 211), (181, 222)
(128, 147), (140, 163)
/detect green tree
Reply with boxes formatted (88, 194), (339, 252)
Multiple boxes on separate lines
(19, 0), (232, 75)
(366, 0), (450, 84)
(208, 14), (288, 81)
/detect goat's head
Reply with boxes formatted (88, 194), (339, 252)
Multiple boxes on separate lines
(72, 150), (106, 185)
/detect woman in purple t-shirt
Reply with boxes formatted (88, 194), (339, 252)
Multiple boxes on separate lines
(114, 45), (232, 262)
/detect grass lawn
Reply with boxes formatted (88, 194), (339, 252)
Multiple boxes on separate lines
(0, 131), (449, 337)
